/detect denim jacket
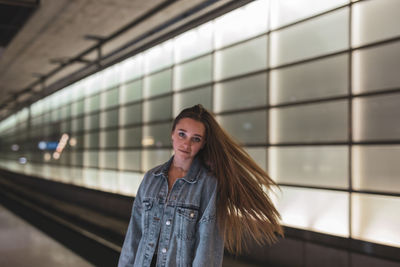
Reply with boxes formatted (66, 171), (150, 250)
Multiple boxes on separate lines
(118, 156), (224, 267)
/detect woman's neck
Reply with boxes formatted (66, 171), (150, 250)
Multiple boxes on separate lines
(172, 157), (192, 174)
(167, 158), (191, 192)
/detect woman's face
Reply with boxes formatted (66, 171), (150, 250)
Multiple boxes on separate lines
(171, 118), (206, 162)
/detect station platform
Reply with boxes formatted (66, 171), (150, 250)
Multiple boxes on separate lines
(0, 204), (93, 267)
(0, 204), (258, 267)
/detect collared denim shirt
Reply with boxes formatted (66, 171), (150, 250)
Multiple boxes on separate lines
(118, 156), (224, 267)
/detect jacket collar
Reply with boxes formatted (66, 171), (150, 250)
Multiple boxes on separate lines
(154, 155), (202, 183)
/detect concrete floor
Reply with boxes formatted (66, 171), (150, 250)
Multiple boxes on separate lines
(0, 203), (262, 267)
(0, 204), (93, 267)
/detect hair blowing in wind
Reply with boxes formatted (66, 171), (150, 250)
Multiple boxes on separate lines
(172, 105), (283, 254)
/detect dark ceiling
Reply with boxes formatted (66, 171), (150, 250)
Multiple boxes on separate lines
(0, 0), (39, 48)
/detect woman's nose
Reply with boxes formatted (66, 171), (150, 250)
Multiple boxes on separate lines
(183, 139), (190, 147)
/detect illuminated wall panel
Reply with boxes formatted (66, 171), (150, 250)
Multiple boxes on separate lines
(214, 35), (267, 81)
(120, 55), (143, 83)
(71, 117), (83, 133)
(174, 55), (212, 90)
(71, 99), (84, 117)
(270, 8), (348, 67)
(142, 96), (172, 123)
(119, 104), (142, 126)
(101, 87), (119, 109)
(99, 130), (118, 148)
(69, 167), (83, 184)
(84, 74), (102, 97)
(101, 65), (120, 91)
(119, 79), (142, 105)
(353, 145), (400, 193)
(216, 110), (267, 144)
(270, 0), (348, 29)
(60, 105), (71, 120)
(82, 168), (100, 189)
(352, 194), (400, 248)
(143, 69), (172, 98)
(70, 151), (83, 166)
(174, 22), (213, 63)
(353, 93), (400, 141)
(173, 86), (212, 117)
(83, 151), (98, 168)
(99, 169), (119, 192)
(270, 101), (348, 144)
(119, 127), (142, 148)
(273, 186), (349, 237)
(84, 114), (100, 131)
(118, 150), (141, 172)
(142, 123), (171, 148)
(352, 42), (400, 94)
(84, 132), (99, 149)
(245, 147), (267, 171)
(270, 54), (348, 105)
(214, 0), (269, 49)
(100, 109), (118, 129)
(72, 82), (85, 101)
(51, 109), (60, 123)
(352, 0), (400, 47)
(144, 41), (173, 74)
(214, 73), (267, 112)
(118, 172), (143, 196)
(99, 151), (118, 169)
(269, 146), (348, 188)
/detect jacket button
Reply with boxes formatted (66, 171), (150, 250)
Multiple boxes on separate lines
(162, 248), (167, 253)
(166, 220), (171, 226)
(190, 212), (195, 218)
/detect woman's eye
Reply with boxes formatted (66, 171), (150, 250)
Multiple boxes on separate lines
(193, 137), (201, 143)
(178, 132), (185, 137)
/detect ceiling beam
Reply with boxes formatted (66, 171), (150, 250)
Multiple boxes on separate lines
(0, 0), (39, 8)
(84, 34), (106, 42)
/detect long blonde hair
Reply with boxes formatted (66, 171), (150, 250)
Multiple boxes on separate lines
(172, 104), (283, 254)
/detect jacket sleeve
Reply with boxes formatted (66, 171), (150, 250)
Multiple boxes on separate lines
(192, 186), (224, 267)
(118, 184), (144, 267)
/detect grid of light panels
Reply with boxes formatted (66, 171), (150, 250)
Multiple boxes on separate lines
(0, 0), (400, 249)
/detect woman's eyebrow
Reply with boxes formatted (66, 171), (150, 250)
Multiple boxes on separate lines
(193, 134), (203, 138)
(178, 128), (203, 138)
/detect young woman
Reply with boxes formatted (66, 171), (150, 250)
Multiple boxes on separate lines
(118, 104), (282, 267)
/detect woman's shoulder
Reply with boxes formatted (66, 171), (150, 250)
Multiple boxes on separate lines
(145, 164), (164, 176)
(144, 158), (173, 177)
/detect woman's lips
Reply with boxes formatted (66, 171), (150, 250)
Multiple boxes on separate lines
(178, 149), (190, 154)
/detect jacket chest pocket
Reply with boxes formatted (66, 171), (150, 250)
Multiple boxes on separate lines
(176, 207), (199, 241)
(142, 198), (154, 231)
